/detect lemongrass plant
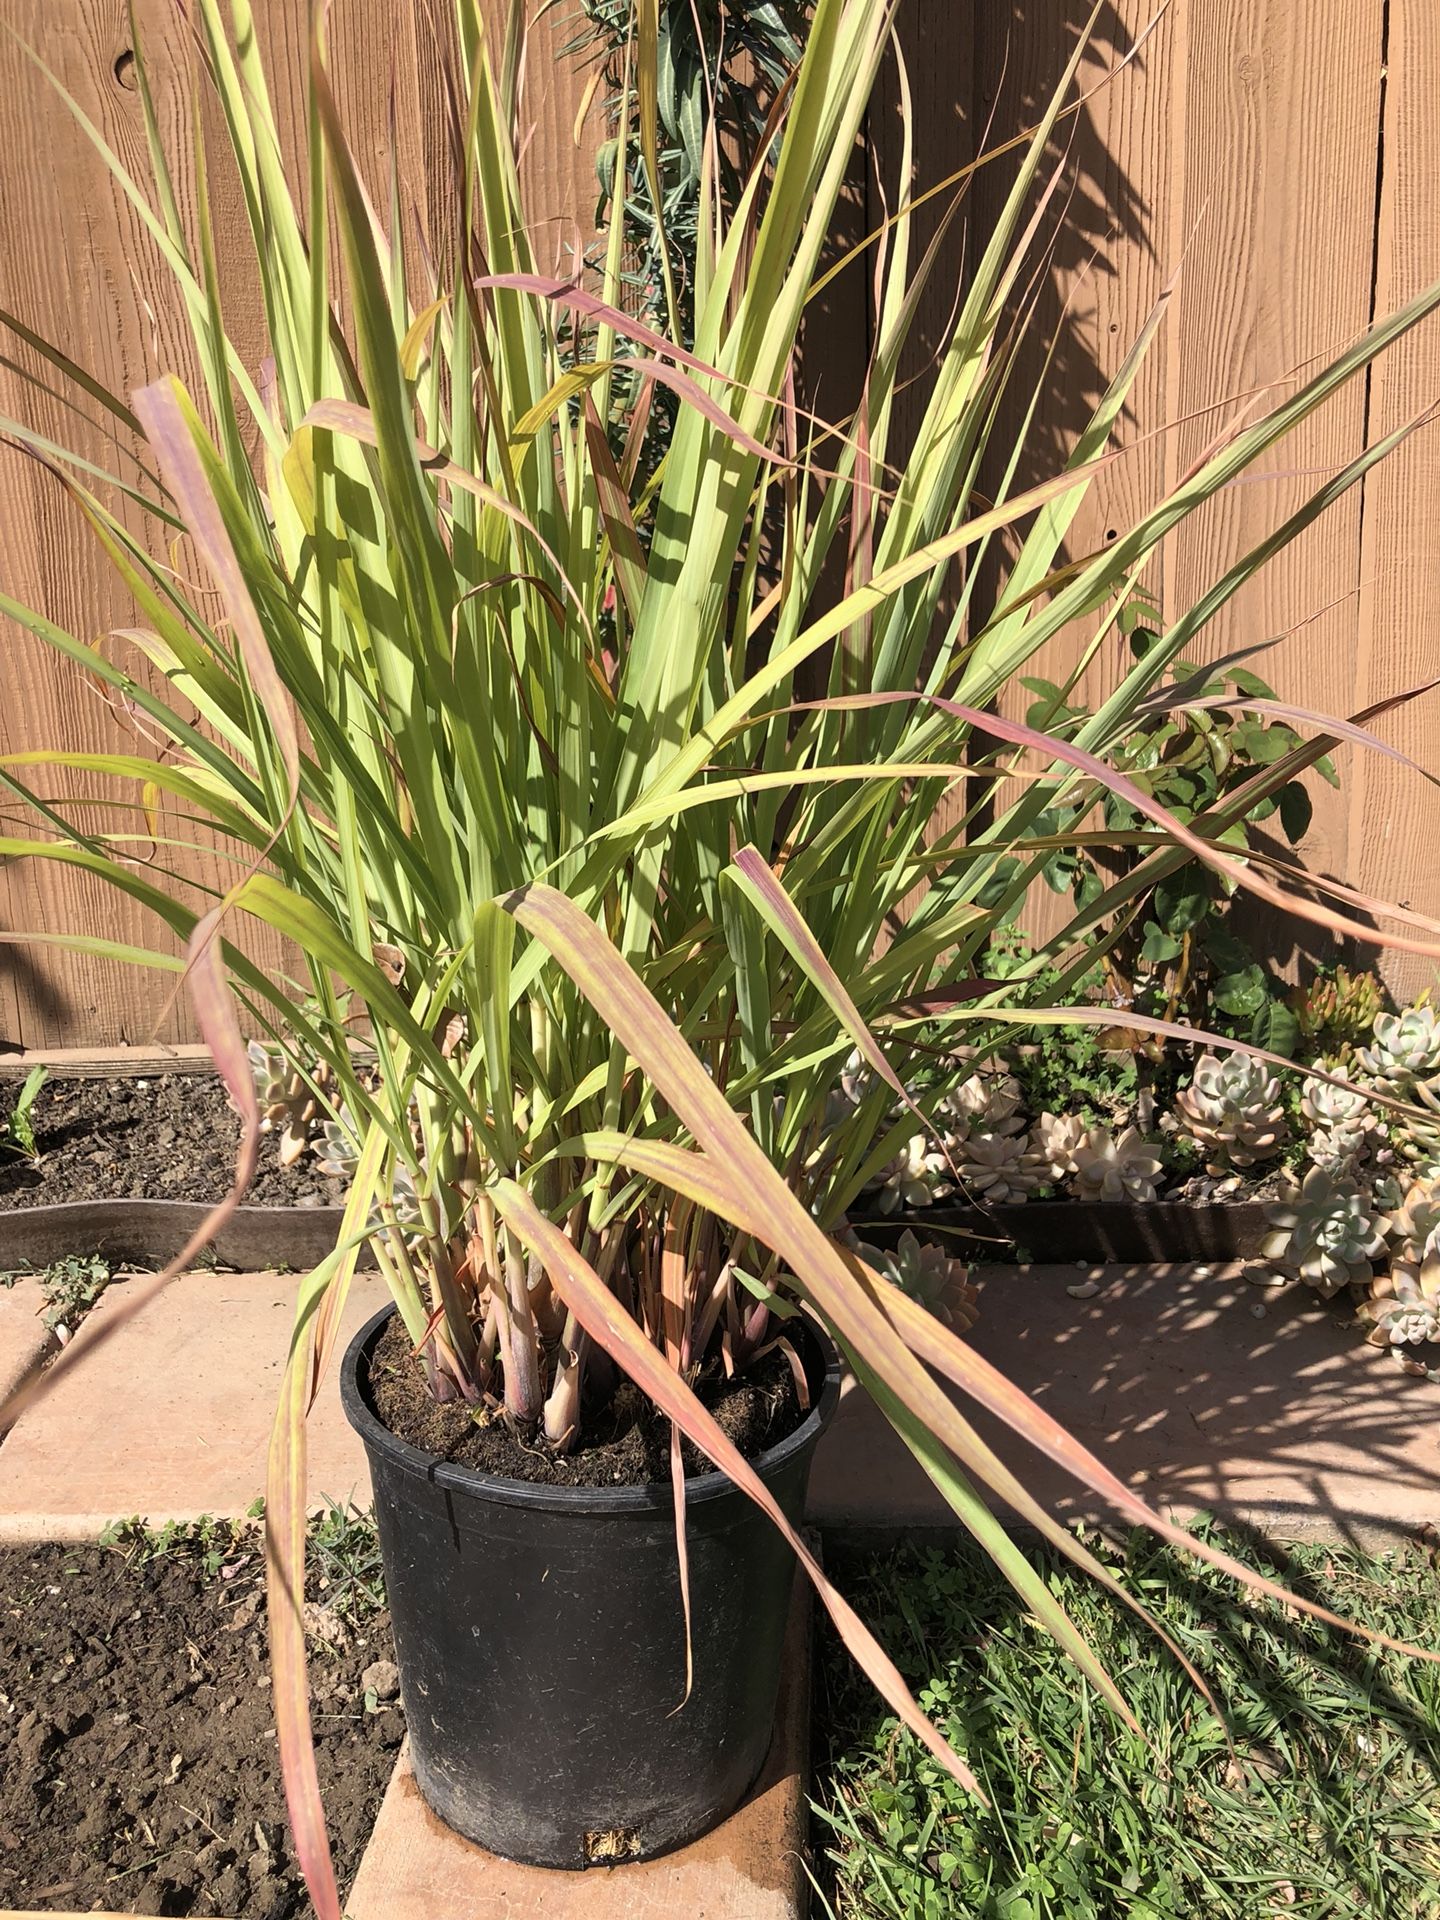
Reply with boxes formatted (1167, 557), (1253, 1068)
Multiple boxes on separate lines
(4, 0), (1440, 1905)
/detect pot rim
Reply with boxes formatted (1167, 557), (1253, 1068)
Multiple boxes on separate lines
(340, 1300), (842, 1515)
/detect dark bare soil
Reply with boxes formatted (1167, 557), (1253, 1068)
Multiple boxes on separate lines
(0, 1537), (400, 1916)
(0, 1074), (343, 1211)
(367, 1313), (807, 1488)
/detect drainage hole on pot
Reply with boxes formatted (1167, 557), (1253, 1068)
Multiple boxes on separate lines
(585, 1826), (641, 1863)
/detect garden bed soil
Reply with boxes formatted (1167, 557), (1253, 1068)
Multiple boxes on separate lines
(858, 1194), (1275, 1263)
(0, 1073), (344, 1211)
(0, 1536), (400, 1916)
(0, 1070), (1284, 1272)
(367, 1313), (805, 1488)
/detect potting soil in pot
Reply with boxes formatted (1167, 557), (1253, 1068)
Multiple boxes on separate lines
(367, 1313), (805, 1486)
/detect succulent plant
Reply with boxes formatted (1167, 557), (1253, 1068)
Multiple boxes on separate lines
(869, 1132), (957, 1214)
(1300, 1063), (1384, 1174)
(1357, 1253), (1440, 1348)
(247, 1040), (331, 1167)
(1300, 1063), (1371, 1135)
(1173, 1051), (1288, 1171)
(315, 1108), (421, 1228)
(1262, 1167), (1385, 1296)
(1032, 1110), (1087, 1181)
(954, 1129), (1044, 1204)
(1381, 1170), (1440, 1259)
(1292, 966), (1384, 1048)
(852, 1229), (980, 1331)
(1385, 1077), (1440, 1176)
(836, 1047), (878, 1111)
(940, 1070), (1027, 1140)
(1359, 1003), (1440, 1088)
(1070, 1125), (1163, 1203)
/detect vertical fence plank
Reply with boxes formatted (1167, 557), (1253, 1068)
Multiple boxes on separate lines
(1162, 0), (1384, 982)
(0, 0), (241, 1049)
(1351, 0), (1440, 1002)
(968, 1), (1181, 954)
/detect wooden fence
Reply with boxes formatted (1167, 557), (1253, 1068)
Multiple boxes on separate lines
(1, 0), (1437, 1050)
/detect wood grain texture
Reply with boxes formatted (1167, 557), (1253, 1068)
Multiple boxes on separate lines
(0, 1), (1433, 1045)
(1350, 0), (1440, 1001)
(0, 0), (225, 1049)
(1161, 0), (1384, 982)
(969, 1), (1177, 950)
(0, 1), (600, 1048)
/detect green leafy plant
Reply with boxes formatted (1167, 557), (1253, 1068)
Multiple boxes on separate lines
(570, 0), (805, 341)
(35, 1253), (111, 1338)
(1, 1066), (48, 1161)
(310, 1499), (387, 1624)
(1027, 606), (1324, 1060)
(2, 2), (1439, 1908)
(99, 1511), (256, 1577)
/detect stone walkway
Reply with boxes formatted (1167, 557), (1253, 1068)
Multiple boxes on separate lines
(3, 1263), (1434, 1545)
(0, 1270), (385, 1540)
(809, 1261), (1440, 1547)
(0, 1275), (53, 1422)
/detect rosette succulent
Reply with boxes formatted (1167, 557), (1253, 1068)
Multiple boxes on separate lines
(1071, 1125), (1163, 1203)
(1357, 1254), (1440, 1348)
(852, 1229), (980, 1331)
(1300, 1064), (1381, 1173)
(1262, 1168), (1385, 1296)
(954, 1130), (1044, 1204)
(941, 1071), (1027, 1140)
(1359, 1004), (1440, 1088)
(1386, 1079), (1440, 1175)
(1173, 1051), (1288, 1171)
(1381, 1171), (1440, 1260)
(1032, 1111), (1087, 1181)
(870, 1133), (957, 1214)
(316, 1109), (421, 1229)
(247, 1040), (331, 1167)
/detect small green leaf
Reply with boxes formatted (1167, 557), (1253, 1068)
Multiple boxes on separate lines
(1250, 998), (1301, 1057)
(1279, 780), (1313, 843)
(4, 1065), (47, 1161)
(1212, 964), (1268, 1018)
(1139, 922), (1183, 966)
(1154, 872), (1210, 934)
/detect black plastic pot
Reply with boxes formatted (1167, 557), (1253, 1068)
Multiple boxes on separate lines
(340, 1303), (841, 1868)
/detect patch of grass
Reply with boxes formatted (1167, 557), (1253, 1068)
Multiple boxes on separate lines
(812, 1525), (1440, 1920)
(310, 1497), (386, 1623)
(99, 1510), (257, 1576)
(95, 1499), (385, 1624)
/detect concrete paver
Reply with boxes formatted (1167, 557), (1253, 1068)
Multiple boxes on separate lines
(0, 1277), (55, 1426)
(3, 1260), (1435, 1550)
(808, 1261), (1440, 1544)
(0, 1270), (386, 1540)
